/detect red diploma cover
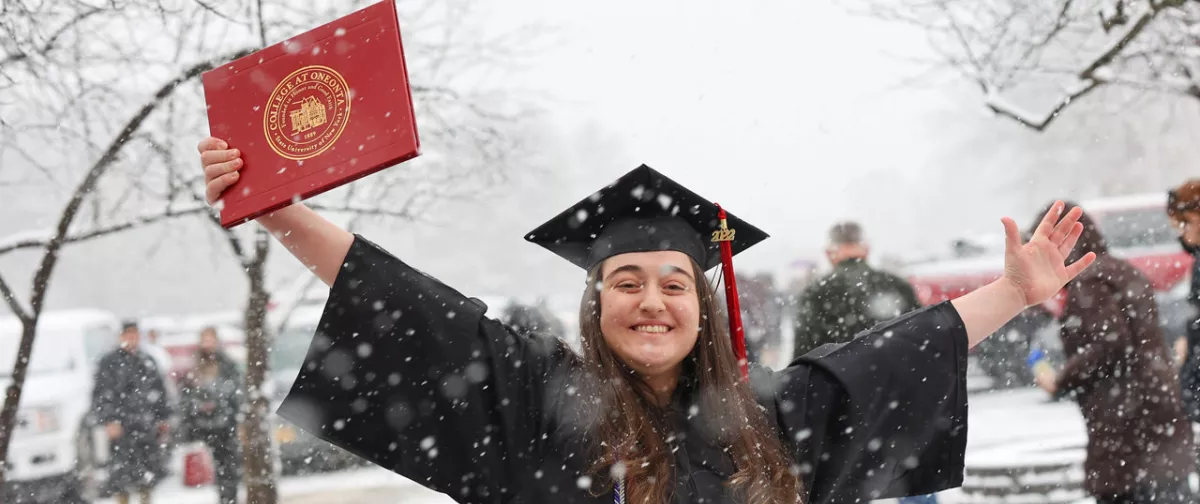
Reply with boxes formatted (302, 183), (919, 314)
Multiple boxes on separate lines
(202, 0), (419, 228)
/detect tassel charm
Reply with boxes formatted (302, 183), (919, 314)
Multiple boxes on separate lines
(712, 204), (748, 381)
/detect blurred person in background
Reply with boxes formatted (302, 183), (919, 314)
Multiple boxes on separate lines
(791, 221), (922, 360)
(1032, 201), (1196, 504)
(179, 327), (244, 504)
(91, 321), (173, 504)
(142, 329), (175, 387)
(791, 223), (935, 503)
(141, 327), (179, 453)
(1168, 180), (1200, 424)
(739, 273), (785, 368)
(501, 299), (566, 341)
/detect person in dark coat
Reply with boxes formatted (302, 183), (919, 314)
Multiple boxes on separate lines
(501, 300), (565, 341)
(200, 140), (1096, 504)
(792, 221), (922, 360)
(738, 273), (784, 367)
(1032, 201), (1196, 504)
(91, 321), (173, 504)
(1168, 180), (1200, 423)
(179, 327), (243, 504)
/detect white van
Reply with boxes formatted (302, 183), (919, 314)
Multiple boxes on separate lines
(0, 309), (121, 503)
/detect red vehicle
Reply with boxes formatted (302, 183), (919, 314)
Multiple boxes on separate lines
(904, 193), (1194, 386)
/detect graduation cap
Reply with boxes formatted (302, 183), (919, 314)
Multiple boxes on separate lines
(525, 164), (768, 378)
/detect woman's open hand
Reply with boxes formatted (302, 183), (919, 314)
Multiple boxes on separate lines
(1000, 200), (1096, 307)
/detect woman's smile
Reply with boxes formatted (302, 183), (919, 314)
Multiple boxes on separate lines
(630, 322), (673, 335)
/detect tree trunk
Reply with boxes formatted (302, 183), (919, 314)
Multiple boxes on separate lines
(243, 229), (278, 504)
(0, 319), (40, 492)
(0, 48), (254, 487)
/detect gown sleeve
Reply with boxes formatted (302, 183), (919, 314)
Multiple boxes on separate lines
(768, 301), (969, 504)
(276, 235), (563, 503)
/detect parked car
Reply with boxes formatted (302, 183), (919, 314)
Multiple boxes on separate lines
(0, 309), (121, 504)
(905, 193), (1194, 388)
(267, 301), (367, 475)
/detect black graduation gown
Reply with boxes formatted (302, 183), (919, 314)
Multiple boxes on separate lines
(277, 236), (968, 504)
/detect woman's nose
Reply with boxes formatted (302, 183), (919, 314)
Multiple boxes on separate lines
(638, 288), (666, 313)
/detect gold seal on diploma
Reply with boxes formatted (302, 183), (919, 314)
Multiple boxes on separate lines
(263, 65), (351, 160)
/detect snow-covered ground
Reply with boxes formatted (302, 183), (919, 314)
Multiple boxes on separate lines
(120, 387), (1094, 503)
(95, 466), (424, 504)
(961, 388), (1086, 464)
(941, 388), (1092, 504)
(133, 390), (1091, 503)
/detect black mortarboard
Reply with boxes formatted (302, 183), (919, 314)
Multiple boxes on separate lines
(525, 164), (767, 379)
(524, 165), (769, 272)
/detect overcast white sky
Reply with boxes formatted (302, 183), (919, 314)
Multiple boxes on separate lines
(453, 0), (999, 271)
(4, 0), (1197, 318)
(350, 0), (1200, 309)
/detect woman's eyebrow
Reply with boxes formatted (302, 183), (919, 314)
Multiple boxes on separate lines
(660, 265), (695, 282)
(604, 264), (643, 281)
(605, 264), (694, 282)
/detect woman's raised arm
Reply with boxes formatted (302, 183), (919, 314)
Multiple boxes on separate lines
(198, 136), (353, 286)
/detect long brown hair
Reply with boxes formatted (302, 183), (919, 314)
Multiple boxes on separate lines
(189, 326), (223, 384)
(1169, 179), (1200, 221)
(575, 258), (804, 503)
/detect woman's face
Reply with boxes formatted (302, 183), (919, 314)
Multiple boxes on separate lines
(598, 251), (701, 378)
(200, 330), (219, 352)
(1176, 212), (1200, 246)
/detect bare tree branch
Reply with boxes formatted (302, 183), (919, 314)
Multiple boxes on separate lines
(255, 0), (268, 47)
(1084, 5), (1159, 76)
(983, 78), (1103, 130)
(0, 205), (209, 256)
(305, 203), (420, 220)
(982, 2), (1160, 130)
(861, 0), (1193, 132)
(24, 47), (252, 315)
(215, 220), (252, 268)
(0, 273), (30, 324)
(191, 0), (242, 25)
(0, 20), (264, 483)
(0, 0), (541, 497)
(0, 6), (102, 71)
(994, 0), (1077, 87)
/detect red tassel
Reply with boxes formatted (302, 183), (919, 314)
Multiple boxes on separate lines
(714, 204), (748, 381)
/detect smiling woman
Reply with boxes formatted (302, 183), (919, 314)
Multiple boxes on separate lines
(579, 247), (797, 503)
(198, 136), (1094, 504)
(597, 252), (701, 388)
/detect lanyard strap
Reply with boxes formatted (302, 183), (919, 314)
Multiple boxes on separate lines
(613, 454), (625, 504)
